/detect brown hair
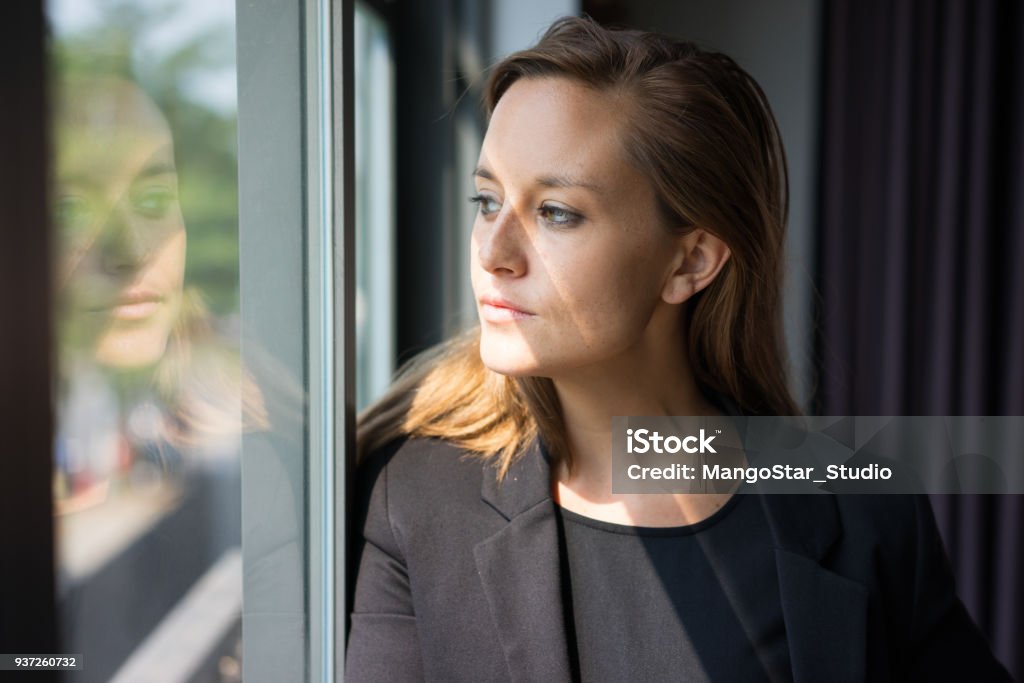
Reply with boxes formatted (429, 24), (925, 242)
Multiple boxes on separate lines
(359, 15), (799, 478)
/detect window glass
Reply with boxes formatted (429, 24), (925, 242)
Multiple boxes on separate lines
(48, 1), (244, 680)
(355, 1), (395, 411)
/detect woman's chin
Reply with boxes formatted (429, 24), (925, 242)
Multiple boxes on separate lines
(94, 326), (171, 369)
(479, 340), (542, 378)
(480, 358), (537, 378)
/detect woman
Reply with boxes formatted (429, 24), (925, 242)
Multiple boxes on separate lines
(347, 16), (1009, 682)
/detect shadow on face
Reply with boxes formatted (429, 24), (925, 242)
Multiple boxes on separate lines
(469, 76), (686, 380)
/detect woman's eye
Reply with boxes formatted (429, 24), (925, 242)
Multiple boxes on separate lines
(55, 194), (94, 234)
(132, 186), (177, 219)
(538, 203), (582, 227)
(469, 194), (501, 216)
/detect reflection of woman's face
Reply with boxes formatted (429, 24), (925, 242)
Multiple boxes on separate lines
(471, 76), (682, 378)
(56, 82), (186, 369)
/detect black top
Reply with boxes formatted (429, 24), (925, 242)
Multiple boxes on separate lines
(345, 437), (1013, 682)
(556, 493), (792, 682)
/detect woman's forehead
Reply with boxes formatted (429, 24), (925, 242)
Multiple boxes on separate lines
(479, 77), (637, 191)
(57, 132), (175, 189)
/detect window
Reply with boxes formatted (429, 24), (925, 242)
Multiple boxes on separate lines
(25, 0), (564, 680)
(48, 1), (244, 680)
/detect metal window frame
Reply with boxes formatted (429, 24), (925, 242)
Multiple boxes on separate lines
(237, 0), (354, 680)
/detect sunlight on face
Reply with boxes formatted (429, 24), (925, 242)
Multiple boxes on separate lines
(470, 76), (682, 379)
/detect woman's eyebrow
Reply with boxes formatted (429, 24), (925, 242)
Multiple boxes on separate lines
(135, 161), (178, 180)
(473, 166), (498, 182)
(535, 173), (603, 193)
(473, 165), (603, 193)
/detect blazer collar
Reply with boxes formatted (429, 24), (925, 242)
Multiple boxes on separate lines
(475, 437), (574, 683)
(479, 437), (554, 520)
(475, 435), (870, 683)
(759, 494), (869, 682)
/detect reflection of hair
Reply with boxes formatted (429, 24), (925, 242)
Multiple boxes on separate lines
(360, 16), (799, 477)
(156, 287), (269, 450)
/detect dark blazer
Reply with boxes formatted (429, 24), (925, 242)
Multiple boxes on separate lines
(345, 436), (1012, 682)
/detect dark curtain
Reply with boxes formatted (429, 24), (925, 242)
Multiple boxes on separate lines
(816, 0), (1023, 678)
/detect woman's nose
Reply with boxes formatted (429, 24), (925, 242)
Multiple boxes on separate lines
(475, 206), (527, 277)
(97, 203), (150, 274)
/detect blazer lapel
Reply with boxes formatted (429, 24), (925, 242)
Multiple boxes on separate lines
(760, 495), (869, 683)
(474, 438), (573, 683)
(472, 437), (869, 683)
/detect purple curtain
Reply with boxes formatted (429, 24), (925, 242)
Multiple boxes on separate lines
(816, 0), (1023, 678)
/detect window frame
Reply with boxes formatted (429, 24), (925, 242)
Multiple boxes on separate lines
(236, 0), (354, 680)
(0, 1), (58, 673)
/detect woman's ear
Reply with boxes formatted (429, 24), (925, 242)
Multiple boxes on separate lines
(661, 229), (731, 305)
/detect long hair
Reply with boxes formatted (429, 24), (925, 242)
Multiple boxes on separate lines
(359, 15), (800, 478)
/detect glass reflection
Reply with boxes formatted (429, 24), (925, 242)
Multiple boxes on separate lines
(54, 76), (254, 513)
(49, 3), (250, 680)
(56, 77), (185, 371)
(54, 78), (185, 514)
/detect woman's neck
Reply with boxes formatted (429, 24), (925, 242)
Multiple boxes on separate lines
(548, 327), (733, 528)
(550, 338), (719, 494)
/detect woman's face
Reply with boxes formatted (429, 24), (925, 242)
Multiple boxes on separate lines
(56, 81), (186, 369)
(471, 76), (687, 378)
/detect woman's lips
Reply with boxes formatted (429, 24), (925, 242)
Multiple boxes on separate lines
(93, 291), (164, 321)
(479, 296), (535, 323)
(110, 300), (161, 321)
